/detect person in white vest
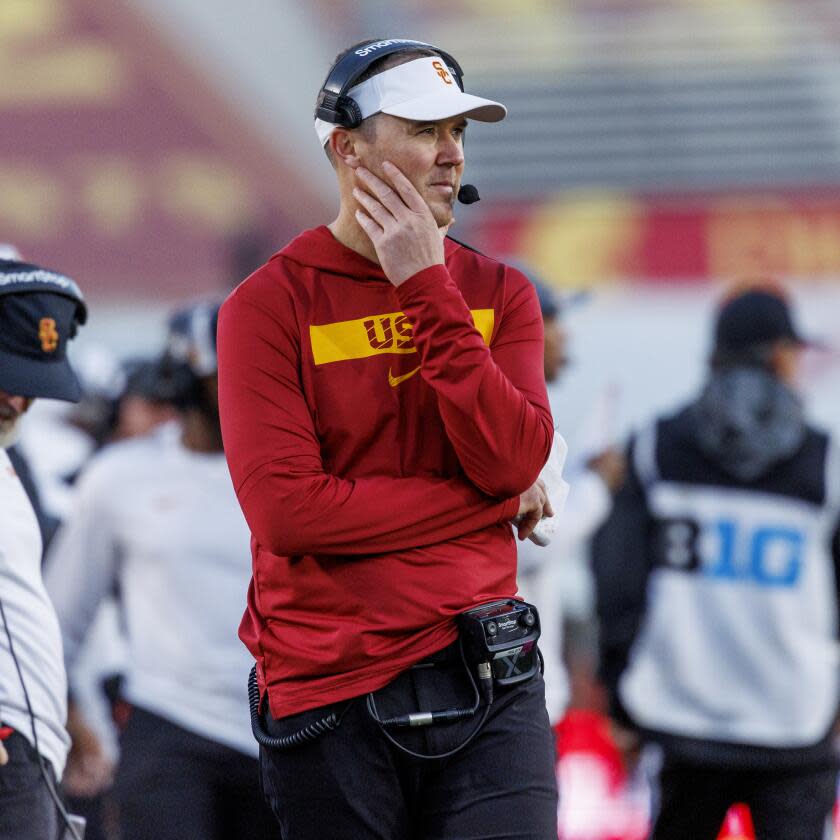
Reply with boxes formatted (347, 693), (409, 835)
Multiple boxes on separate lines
(0, 257), (88, 840)
(45, 302), (275, 840)
(594, 283), (840, 840)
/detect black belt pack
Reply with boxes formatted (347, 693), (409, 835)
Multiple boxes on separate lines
(457, 599), (541, 686)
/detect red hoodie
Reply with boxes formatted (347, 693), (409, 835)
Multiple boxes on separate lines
(217, 226), (552, 717)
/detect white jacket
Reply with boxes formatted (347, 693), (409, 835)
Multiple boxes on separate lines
(45, 425), (257, 756)
(0, 448), (69, 777)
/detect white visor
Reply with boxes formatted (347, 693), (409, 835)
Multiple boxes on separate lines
(315, 56), (506, 147)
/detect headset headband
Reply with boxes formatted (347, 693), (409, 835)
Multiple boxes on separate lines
(0, 261), (88, 327)
(315, 38), (465, 129)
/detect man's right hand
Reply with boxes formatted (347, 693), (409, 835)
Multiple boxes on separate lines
(353, 162), (445, 287)
(64, 705), (114, 798)
(515, 479), (554, 541)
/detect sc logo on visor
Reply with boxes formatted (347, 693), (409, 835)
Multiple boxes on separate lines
(432, 60), (453, 85)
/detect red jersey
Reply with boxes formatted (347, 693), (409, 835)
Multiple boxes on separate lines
(217, 226), (552, 717)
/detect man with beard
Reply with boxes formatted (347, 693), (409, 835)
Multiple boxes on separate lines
(0, 258), (87, 839)
(593, 284), (840, 840)
(45, 302), (276, 840)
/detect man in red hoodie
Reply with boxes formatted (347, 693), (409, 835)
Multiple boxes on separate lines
(218, 38), (557, 839)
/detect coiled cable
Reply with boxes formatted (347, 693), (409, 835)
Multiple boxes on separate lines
(248, 665), (340, 750)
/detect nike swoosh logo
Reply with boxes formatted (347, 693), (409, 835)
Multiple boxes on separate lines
(387, 365), (421, 387)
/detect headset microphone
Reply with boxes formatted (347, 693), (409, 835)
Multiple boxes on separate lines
(457, 184), (480, 205)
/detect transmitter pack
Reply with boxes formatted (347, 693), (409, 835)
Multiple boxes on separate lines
(457, 599), (541, 686)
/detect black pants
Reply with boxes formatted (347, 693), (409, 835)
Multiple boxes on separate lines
(0, 731), (60, 840)
(259, 643), (558, 840)
(652, 758), (838, 840)
(114, 706), (277, 840)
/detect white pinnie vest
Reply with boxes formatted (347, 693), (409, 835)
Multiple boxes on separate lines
(620, 421), (840, 748)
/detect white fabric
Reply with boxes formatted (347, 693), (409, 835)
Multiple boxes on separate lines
(45, 424), (258, 756)
(621, 476), (840, 747)
(16, 399), (94, 521)
(516, 383), (615, 724)
(517, 559), (567, 723)
(518, 468), (612, 723)
(0, 244), (22, 260)
(518, 470), (611, 578)
(529, 431), (570, 546)
(67, 599), (127, 763)
(315, 56), (506, 146)
(0, 448), (70, 777)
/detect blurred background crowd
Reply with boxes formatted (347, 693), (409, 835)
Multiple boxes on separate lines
(6, 0), (840, 837)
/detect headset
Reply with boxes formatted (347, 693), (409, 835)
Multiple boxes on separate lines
(315, 39), (481, 205)
(155, 301), (220, 410)
(0, 260), (88, 334)
(315, 38), (465, 129)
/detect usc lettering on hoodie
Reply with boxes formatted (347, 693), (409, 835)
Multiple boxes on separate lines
(217, 226), (552, 718)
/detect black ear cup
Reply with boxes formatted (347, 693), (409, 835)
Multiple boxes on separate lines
(336, 96), (363, 128)
(315, 40), (465, 133)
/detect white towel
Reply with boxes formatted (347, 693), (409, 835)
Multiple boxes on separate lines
(528, 430), (570, 546)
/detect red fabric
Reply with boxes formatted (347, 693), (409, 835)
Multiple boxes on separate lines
(217, 226), (552, 717)
(716, 804), (755, 839)
(556, 711), (627, 793)
(554, 711), (650, 840)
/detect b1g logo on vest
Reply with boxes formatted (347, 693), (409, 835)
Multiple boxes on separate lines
(656, 516), (805, 588)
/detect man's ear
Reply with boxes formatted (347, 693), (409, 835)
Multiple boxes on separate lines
(330, 129), (362, 169)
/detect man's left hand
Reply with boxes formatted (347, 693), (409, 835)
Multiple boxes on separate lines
(353, 161), (445, 287)
(515, 479), (554, 541)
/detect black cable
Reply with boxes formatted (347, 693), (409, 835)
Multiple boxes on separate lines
(365, 639), (493, 761)
(248, 666), (342, 750)
(0, 596), (83, 840)
(248, 639), (510, 762)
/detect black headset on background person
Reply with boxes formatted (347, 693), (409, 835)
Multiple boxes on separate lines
(154, 301), (221, 410)
(0, 260), (88, 335)
(315, 38), (481, 205)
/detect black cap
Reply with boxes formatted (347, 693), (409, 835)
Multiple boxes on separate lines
(713, 287), (812, 355)
(0, 260), (87, 401)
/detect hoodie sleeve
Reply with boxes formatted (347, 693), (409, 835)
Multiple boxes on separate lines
(217, 285), (520, 558)
(394, 263), (553, 498)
